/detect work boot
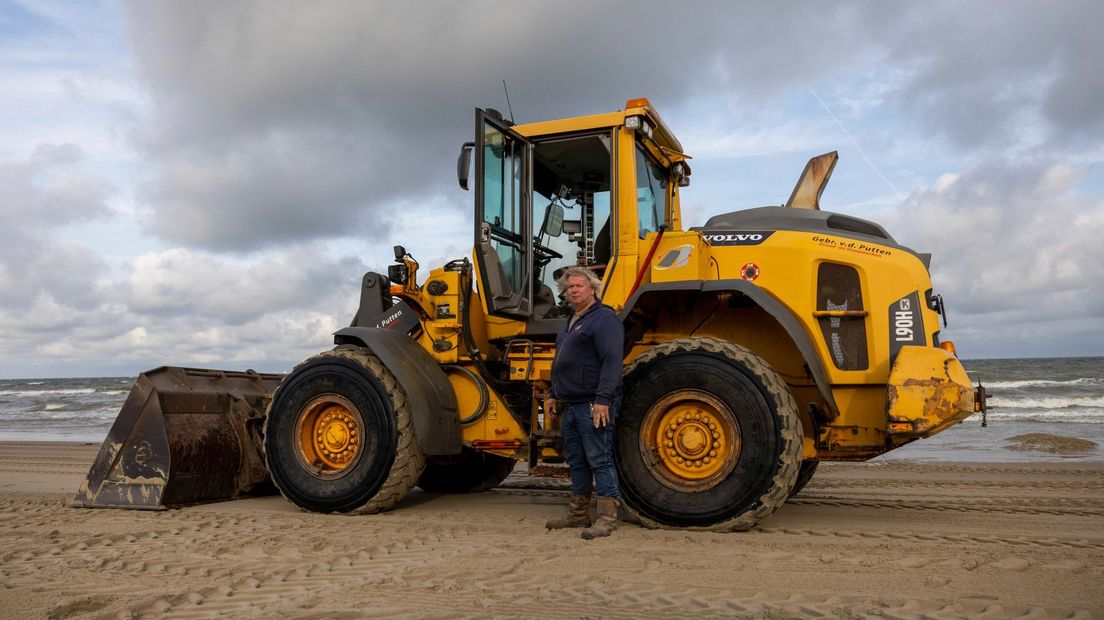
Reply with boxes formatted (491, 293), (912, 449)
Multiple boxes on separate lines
(545, 494), (592, 529)
(581, 496), (619, 540)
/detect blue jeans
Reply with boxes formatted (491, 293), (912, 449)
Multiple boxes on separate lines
(562, 401), (621, 498)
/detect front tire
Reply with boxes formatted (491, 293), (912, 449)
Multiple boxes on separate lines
(263, 346), (425, 513)
(617, 338), (802, 531)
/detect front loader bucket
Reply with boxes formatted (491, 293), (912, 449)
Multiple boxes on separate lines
(75, 367), (285, 509)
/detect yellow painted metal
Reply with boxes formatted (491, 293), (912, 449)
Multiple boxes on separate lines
(640, 390), (739, 491)
(443, 365), (487, 424)
(420, 99), (967, 467)
(645, 230), (713, 284)
(815, 425), (887, 460)
(445, 363), (528, 452)
(506, 341), (555, 382)
(294, 394), (362, 478)
(886, 345), (975, 438)
(411, 268), (464, 364)
(623, 98), (684, 153)
(672, 230), (942, 385)
(608, 124), (645, 308)
(511, 111), (628, 140)
(623, 223), (954, 460)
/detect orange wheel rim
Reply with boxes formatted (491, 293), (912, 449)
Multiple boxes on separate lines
(640, 389), (740, 492)
(294, 394), (364, 479)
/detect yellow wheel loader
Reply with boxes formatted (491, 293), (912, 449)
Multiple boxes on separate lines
(76, 98), (985, 530)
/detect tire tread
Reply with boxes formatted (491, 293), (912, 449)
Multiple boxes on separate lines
(622, 337), (802, 531)
(264, 345), (425, 514)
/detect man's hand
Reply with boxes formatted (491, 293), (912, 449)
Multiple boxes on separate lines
(546, 397), (558, 417)
(593, 404), (610, 428)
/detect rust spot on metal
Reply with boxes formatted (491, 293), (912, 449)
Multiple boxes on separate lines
(900, 376), (943, 387)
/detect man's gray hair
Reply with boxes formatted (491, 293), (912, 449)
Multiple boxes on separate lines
(555, 266), (602, 300)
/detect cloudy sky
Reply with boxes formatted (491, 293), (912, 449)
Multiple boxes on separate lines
(1, 1), (1102, 378)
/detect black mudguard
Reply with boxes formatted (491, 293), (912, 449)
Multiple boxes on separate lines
(334, 326), (462, 455)
(622, 279), (840, 419)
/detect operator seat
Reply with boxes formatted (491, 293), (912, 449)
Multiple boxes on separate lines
(584, 217), (612, 279)
(532, 281), (558, 318)
(593, 218), (611, 267)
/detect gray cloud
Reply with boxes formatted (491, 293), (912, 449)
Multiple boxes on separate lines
(124, 1), (886, 251)
(123, 1), (1104, 252)
(888, 0), (1104, 149)
(0, 240), (373, 377)
(123, 245), (367, 324)
(0, 145), (113, 314)
(0, 141), (379, 376)
(881, 157), (1104, 349)
(1042, 14), (1104, 138)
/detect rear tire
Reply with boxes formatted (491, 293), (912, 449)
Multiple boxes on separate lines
(263, 346), (424, 513)
(617, 338), (801, 531)
(788, 460), (819, 498)
(417, 447), (515, 493)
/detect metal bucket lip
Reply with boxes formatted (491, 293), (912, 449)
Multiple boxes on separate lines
(75, 366), (284, 510)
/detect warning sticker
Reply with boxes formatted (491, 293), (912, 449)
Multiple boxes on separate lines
(740, 263), (760, 281)
(655, 245), (693, 270)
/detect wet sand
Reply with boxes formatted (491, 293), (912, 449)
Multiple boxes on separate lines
(1, 441), (1102, 619)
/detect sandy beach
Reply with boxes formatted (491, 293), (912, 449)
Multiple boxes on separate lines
(0, 441), (1101, 619)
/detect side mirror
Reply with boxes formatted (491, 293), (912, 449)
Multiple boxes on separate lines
(541, 203), (564, 237)
(457, 142), (474, 190)
(393, 245), (407, 261)
(675, 161), (691, 188)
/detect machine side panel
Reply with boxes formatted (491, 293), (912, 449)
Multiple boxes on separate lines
(622, 279), (840, 419)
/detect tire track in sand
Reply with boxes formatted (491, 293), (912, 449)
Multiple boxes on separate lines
(111, 526), (490, 619)
(754, 526), (1104, 550)
(788, 497), (1104, 517)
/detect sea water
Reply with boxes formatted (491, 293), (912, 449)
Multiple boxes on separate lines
(1, 357), (1101, 461)
(0, 377), (134, 443)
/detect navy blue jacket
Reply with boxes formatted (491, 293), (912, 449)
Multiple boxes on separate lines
(550, 303), (624, 406)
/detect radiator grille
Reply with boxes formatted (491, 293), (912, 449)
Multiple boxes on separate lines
(816, 263), (869, 370)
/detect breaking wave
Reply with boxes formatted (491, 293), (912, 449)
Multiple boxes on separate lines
(0, 388), (97, 396)
(983, 377), (1103, 389)
(987, 395), (1104, 409)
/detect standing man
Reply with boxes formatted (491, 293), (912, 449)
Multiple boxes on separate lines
(545, 266), (624, 539)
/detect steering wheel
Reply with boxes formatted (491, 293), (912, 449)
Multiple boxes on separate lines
(533, 241), (563, 263)
(488, 222), (563, 264)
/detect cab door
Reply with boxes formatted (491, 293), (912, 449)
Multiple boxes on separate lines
(474, 109), (534, 318)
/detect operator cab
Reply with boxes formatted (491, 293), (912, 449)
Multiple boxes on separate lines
(457, 101), (686, 323)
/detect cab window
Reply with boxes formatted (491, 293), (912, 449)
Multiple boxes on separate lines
(531, 132), (613, 290)
(635, 143), (668, 238)
(482, 121), (526, 294)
